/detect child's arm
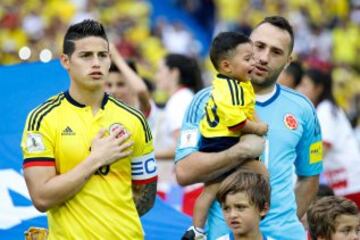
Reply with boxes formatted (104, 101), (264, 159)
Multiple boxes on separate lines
(193, 182), (221, 228)
(229, 119), (268, 136)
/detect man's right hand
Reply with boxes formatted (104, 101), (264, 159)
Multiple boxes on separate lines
(89, 128), (134, 167)
(237, 134), (265, 159)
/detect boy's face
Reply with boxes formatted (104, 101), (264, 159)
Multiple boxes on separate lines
(222, 192), (267, 237)
(224, 42), (254, 81)
(61, 36), (110, 91)
(329, 214), (360, 240)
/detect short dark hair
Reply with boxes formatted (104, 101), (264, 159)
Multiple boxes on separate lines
(284, 61), (303, 87)
(256, 16), (294, 53)
(164, 53), (203, 93)
(63, 19), (108, 56)
(317, 184), (334, 199)
(210, 32), (250, 70)
(304, 68), (337, 107)
(216, 169), (270, 219)
(307, 196), (359, 240)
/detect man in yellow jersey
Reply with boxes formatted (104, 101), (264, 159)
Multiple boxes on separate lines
(21, 19), (157, 239)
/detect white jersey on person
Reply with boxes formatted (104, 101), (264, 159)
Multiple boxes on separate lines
(154, 87), (194, 206)
(154, 87), (194, 152)
(317, 100), (360, 196)
(175, 84), (323, 240)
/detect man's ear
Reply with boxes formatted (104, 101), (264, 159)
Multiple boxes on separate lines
(260, 202), (270, 218)
(170, 68), (180, 84)
(284, 55), (293, 69)
(220, 59), (232, 74)
(60, 54), (70, 70)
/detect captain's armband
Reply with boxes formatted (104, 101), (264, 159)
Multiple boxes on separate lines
(131, 152), (157, 184)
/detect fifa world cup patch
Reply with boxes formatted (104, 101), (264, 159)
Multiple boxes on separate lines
(284, 113), (298, 130)
(179, 129), (199, 148)
(109, 123), (127, 138)
(26, 133), (45, 152)
(309, 141), (323, 164)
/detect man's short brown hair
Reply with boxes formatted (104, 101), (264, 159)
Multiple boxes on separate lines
(216, 169), (270, 214)
(307, 196), (359, 240)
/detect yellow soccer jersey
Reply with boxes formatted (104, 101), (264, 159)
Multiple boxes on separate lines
(21, 91), (157, 240)
(200, 74), (255, 138)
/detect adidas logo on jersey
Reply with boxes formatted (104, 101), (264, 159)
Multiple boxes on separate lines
(62, 126), (75, 136)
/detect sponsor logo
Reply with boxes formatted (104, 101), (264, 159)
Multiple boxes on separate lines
(309, 141), (323, 164)
(26, 133), (45, 152)
(284, 113), (298, 130)
(61, 126), (75, 136)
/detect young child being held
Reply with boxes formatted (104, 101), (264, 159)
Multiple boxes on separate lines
(182, 32), (268, 240)
(216, 169), (270, 240)
(307, 196), (360, 240)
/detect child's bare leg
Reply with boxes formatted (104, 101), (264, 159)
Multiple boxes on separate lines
(193, 181), (221, 228)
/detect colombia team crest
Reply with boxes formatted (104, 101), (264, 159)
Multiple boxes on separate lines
(284, 113), (298, 130)
(109, 123), (127, 138)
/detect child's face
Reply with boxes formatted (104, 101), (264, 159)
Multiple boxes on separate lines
(226, 42), (254, 81)
(222, 192), (267, 237)
(330, 214), (360, 240)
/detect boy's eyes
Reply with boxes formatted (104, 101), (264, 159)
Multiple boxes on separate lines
(222, 206), (229, 211)
(79, 52), (108, 58)
(244, 55), (253, 61)
(235, 205), (246, 210)
(338, 226), (360, 235)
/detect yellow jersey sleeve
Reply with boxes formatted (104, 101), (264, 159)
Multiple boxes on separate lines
(131, 113), (157, 184)
(21, 107), (56, 168)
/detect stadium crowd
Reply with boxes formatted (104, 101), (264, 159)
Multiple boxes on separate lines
(1, 0), (360, 123)
(2, 0), (360, 239)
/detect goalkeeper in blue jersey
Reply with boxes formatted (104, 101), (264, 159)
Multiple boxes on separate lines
(176, 16), (323, 240)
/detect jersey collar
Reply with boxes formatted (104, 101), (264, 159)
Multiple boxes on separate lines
(64, 91), (109, 109)
(256, 83), (280, 107)
(217, 73), (230, 80)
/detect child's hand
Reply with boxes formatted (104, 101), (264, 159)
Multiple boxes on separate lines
(255, 123), (268, 136)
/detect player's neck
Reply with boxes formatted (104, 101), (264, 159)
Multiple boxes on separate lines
(255, 85), (277, 103)
(68, 85), (104, 112)
(253, 84), (276, 95)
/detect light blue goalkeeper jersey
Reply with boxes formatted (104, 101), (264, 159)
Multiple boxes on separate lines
(175, 84), (323, 240)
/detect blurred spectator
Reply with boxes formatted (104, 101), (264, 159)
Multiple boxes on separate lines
(154, 53), (203, 161)
(106, 43), (155, 128)
(278, 61), (304, 89)
(22, 9), (44, 41)
(176, 0), (216, 38)
(297, 69), (360, 208)
(160, 21), (199, 56)
(153, 53), (203, 210)
(332, 18), (360, 68)
(349, 93), (360, 148)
